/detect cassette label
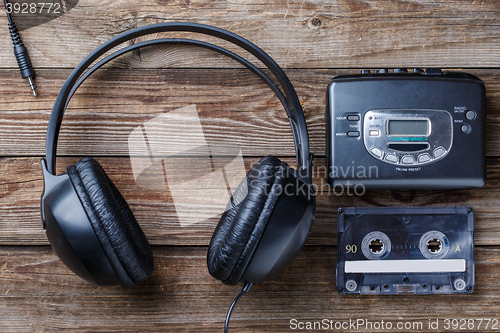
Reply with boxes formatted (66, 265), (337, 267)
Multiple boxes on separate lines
(337, 207), (474, 294)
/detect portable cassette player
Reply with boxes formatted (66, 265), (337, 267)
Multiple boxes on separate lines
(326, 69), (486, 190)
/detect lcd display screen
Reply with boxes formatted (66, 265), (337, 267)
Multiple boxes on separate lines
(387, 119), (429, 136)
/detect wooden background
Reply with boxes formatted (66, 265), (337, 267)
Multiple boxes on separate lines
(1, 0), (500, 332)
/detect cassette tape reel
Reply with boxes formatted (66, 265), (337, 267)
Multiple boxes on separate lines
(337, 207), (474, 295)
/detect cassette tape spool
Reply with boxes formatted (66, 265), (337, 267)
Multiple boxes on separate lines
(337, 207), (474, 295)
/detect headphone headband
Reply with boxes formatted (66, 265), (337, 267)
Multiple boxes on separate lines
(45, 22), (312, 180)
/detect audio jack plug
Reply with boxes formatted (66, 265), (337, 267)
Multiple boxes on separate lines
(4, 0), (37, 96)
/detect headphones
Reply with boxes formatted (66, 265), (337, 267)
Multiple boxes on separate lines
(41, 22), (316, 288)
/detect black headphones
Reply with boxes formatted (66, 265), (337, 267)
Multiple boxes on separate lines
(41, 22), (316, 288)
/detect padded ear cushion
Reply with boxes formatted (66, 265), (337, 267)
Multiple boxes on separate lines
(67, 157), (154, 287)
(207, 155), (288, 285)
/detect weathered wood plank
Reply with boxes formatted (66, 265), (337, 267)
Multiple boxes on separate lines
(0, 0), (498, 330)
(0, 68), (498, 157)
(2, 156), (500, 246)
(1, 0), (499, 68)
(0, 246), (497, 332)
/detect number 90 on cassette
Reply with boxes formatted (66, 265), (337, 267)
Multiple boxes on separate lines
(336, 207), (474, 295)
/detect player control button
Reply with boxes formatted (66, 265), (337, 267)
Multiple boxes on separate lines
(418, 153), (431, 163)
(413, 68), (424, 73)
(434, 147), (446, 158)
(347, 131), (360, 137)
(466, 111), (477, 120)
(401, 155), (415, 164)
(369, 130), (380, 136)
(347, 115), (360, 121)
(425, 68), (443, 75)
(377, 69), (389, 73)
(361, 70), (370, 74)
(461, 124), (470, 133)
(385, 154), (398, 163)
(394, 68), (408, 73)
(370, 147), (384, 158)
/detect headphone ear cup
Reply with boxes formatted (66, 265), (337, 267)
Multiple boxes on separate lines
(207, 155), (288, 285)
(67, 157), (154, 287)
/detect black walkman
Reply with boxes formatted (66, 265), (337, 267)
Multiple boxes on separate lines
(326, 68), (486, 190)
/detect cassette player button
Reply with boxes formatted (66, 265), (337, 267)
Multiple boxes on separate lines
(434, 147), (446, 158)
(418, 153), (432, 163)
(425, 68), (443, 75)
(466, 111), (477, 120)
(347, 131), (360, 137)
(370, 147), (384, 158)
(401, 155), (415, 164)
(385, 154), (398, 163)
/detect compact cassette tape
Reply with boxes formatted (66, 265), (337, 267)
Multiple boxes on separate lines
(337, 207), (474, 295)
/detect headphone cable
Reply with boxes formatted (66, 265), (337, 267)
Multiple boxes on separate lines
(225, 282), (253, 333)
(3, 0), (12, 23)
(3, 0), (37, 96)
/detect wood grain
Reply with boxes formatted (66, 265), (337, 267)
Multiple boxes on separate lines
(1, 0), (499, 330)
(0, 246), (497, 332)
(0, 0), (499, 69)
(0, 68), (499, 157)
(2, 156), (500, 246)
